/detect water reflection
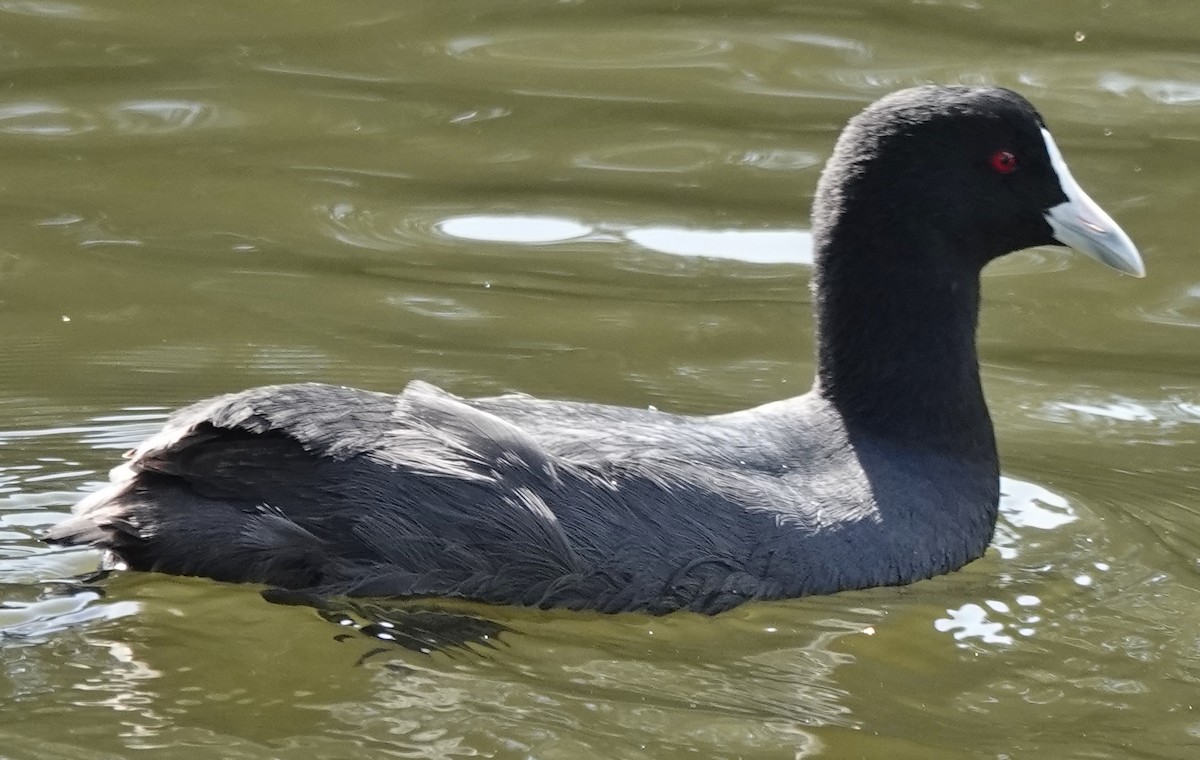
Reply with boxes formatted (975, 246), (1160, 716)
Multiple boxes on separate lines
(0, 102), (94, 137)
(0, 1), (102, 20)
(107, 99), (231, 135)
(627, 226), (811, 264)
(386, 294), (488, 321)
(1138, 283), (1200, 328)
(1099, 71), (1200, 105)
(447, 106), (511, 126)
(932, 476), (1077, 648)
(997, 477), (1076, 537)
(325, 205), (816, 266)
(935, 602), (1015, 645)
(438, 215), (591, 244)
(0, 98), (232, 139)
(735, 148), (821, 171)
(1039, 394), (1200, 440)
(1, 590), (140, 644)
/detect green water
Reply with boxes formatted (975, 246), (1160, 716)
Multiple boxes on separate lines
(1, 1), (1198, 757)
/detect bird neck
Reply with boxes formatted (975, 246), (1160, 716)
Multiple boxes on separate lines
(810, 220), (994, 451)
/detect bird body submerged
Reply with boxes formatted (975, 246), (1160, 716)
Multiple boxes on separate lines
(46, 86), (1143, 614)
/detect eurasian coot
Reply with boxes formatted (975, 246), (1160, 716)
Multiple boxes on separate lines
(46, 86), (1144, 615)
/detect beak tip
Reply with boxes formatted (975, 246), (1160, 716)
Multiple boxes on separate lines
(1114, 242), (1146, 278)
(1105, 250), (1146, 279)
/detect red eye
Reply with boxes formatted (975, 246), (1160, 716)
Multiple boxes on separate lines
(989, 150), (1018, 174)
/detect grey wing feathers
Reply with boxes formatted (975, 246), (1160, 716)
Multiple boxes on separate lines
(50, 382), (584, 587)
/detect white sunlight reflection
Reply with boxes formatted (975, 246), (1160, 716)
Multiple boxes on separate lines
(437, 214), (811, 265)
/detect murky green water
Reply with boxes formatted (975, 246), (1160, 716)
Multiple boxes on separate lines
(1, 1), (1198, 757)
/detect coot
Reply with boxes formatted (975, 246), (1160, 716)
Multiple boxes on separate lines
(46, 86), (1144, 615)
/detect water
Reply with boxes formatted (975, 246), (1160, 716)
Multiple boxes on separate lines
(1, 1), (1198, 757)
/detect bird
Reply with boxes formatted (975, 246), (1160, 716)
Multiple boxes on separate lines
(45, 86), (1144, 616)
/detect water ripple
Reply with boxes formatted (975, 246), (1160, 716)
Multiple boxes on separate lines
(985, 247), (1075, 276)
(573, 140), (721, 174)
(0, 415), (164, 451)
(1098, 71), (1200, 105)
(106, 98), (233, 135)
(734, 148), (821, 171)
(323, 203), (435, 252)
(0, 98), (237, 140)
(1, 592), (140, 644)
(443, 32), (731, 70)
(0, 0), (106, 20)
(1038, 394), (1200, 437)
(0, 102), (95, 137)
(386, 295), (489, 321)
(1137, 283), (1200, 329)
